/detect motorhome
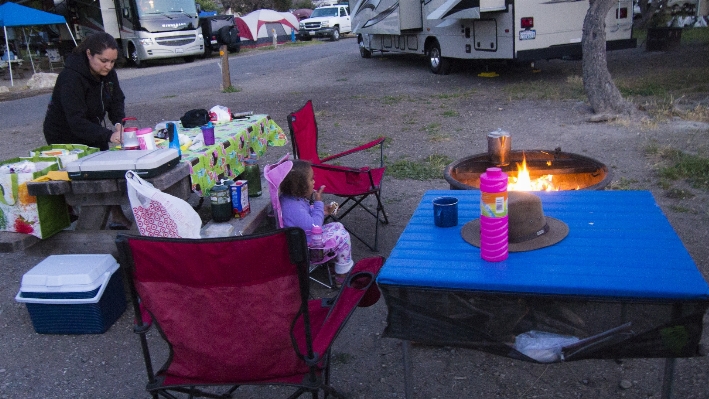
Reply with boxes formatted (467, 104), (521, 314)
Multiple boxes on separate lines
(50, 0), (203, 66)
(350, 0), (637, 74)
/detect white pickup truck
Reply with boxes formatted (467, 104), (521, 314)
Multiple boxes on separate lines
(298, 4), (351, 41)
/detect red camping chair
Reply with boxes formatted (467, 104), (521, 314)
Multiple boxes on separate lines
(264, 155), (339, 289)
(116, 229), (384, 399)
(287, 100), (389, 251)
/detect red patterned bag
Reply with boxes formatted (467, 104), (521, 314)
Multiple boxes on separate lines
(125, 171), (202, 238)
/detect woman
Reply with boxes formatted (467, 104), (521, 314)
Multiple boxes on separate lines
(43, 32), (125, 151)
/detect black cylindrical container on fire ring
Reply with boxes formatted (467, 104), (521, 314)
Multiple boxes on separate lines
(210, 181), (232, 222)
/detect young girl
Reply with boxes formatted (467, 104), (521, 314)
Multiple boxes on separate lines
(279, 160), (353, 286)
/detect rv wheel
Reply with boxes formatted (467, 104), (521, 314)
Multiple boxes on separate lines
(428, 41), (451, 75)
(128, 42), (142, 67)
(359, 38), (371, 58)
(330, 28), (340, 42)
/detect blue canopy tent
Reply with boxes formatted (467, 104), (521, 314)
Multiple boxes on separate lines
(0, 2), (76, 86)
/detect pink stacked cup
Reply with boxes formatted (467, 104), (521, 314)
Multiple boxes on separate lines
(479, 167), (509, 261)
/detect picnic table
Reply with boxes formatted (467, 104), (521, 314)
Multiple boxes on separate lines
(0, 58), (25, 81)
(0, 114), (287, 253)
(177, 114), (287, 196)
(379, 189), (709, 399)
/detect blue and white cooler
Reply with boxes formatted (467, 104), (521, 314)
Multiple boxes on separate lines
(15, 254), (126, 334)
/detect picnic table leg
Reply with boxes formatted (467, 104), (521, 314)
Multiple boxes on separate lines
(661, 358), (675, 399)
(402, 340), (413, 399)
(74, 205), (111, 230)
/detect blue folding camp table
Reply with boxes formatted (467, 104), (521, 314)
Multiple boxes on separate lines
(378, 190), (709, 399)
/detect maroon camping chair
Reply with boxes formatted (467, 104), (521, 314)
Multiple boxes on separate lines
(116, 229), (383, 399)
(287, 100), (389, 251)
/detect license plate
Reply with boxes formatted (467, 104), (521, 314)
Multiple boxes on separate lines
(309, 31), (316, 35)
(519, 30), (536, 40)
(175, 48), (184, 53)
(210, 39), (218, 44)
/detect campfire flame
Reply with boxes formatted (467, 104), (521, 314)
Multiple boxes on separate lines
(507, 154), (557, 191)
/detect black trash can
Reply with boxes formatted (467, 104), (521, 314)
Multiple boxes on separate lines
(646, 27), (682, 51)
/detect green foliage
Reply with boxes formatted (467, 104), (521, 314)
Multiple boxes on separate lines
(196, 0), (220, 12)
(657, 149), (709, 190)
(682, 27), (709, 43)
(294, 0), (315, 9)
(222, 86), (241, 93)
(388, 154), (452, 180)
(272, 0), (293, 12)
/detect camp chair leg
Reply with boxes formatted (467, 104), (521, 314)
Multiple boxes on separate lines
(661, 358), (675, 399)
(328, 192), (388, 251)
(309, 262), (335, 289)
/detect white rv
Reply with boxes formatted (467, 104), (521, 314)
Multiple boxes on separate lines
(350, 0), (637, 74)
(52, 0), (203, 66)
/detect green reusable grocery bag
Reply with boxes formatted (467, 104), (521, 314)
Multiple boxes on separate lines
(0, 157), (70, 239)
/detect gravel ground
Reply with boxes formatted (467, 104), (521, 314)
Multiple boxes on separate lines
(1, 37), (708, 398)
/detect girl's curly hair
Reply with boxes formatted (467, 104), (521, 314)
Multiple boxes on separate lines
(279, 159), (312, 199)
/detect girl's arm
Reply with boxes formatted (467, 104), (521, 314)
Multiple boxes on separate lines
(281, 196), (325, 232)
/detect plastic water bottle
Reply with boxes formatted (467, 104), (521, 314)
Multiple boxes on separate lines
(310, 225), (324, 263)
(479, 167), (508, 261)
(242, 154), (262, 197)
(167, 122), (181, 157)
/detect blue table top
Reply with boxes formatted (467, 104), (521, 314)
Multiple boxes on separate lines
(378, 190), (709, 300)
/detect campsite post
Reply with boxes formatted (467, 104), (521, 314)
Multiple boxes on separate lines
(220, 45), (231, 91)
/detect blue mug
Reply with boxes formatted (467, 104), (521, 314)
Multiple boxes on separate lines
(433, 197), (458, 227)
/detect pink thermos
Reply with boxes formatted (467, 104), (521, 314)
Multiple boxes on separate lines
(479, 167), (508, 261)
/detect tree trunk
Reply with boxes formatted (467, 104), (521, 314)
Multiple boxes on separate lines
(220, 44), (232, 91)
(582, 0), (634, 115)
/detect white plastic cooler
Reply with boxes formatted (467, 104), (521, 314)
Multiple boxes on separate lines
(15, 254), (126, 334)
(65, 149), (180, 180)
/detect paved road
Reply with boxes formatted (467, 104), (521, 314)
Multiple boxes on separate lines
(0, 38), (358, 131)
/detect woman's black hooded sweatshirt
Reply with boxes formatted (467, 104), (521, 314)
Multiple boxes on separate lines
(43, 52), (126, 151)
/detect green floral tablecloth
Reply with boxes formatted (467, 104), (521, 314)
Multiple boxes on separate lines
(179, 115), (287, 195)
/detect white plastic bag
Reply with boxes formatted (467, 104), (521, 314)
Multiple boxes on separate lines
(514, 330), (580, 363)
(209, 105), (231, 123)
(125, 171), (202, 238)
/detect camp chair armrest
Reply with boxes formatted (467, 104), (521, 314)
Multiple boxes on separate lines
(311, 163), (371, 174)
(310, 257), (384, 354)
(319, 137), (385, 164)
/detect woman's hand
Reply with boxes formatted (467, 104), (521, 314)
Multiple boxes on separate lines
(110, 123), (122, 145)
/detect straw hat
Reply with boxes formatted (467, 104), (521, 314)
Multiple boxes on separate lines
(461, 191), (569, 252)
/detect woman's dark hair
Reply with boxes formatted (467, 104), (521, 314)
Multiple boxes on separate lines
(73, 32), (119, 56)
(280, 160), (312, 199)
